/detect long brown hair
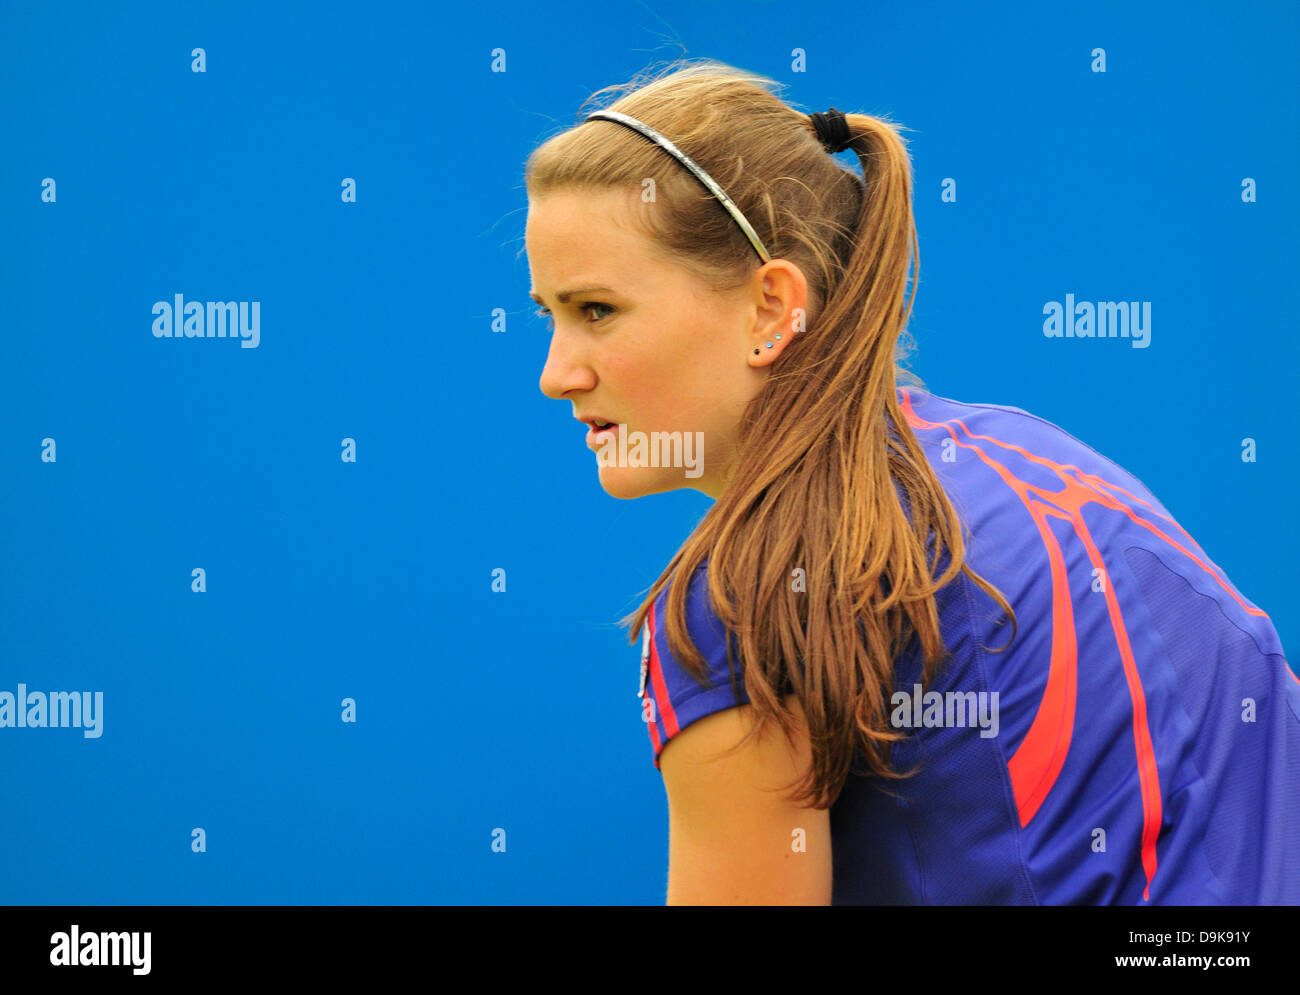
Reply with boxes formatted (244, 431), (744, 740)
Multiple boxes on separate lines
(525, 58), (1017, 809)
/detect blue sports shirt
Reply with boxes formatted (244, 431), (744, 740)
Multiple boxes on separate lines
(639, 386), (1299, 905)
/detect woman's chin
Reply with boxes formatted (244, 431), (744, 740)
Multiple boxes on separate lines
(596, 466), (679, 500)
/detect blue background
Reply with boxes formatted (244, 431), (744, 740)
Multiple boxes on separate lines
(1, 0), (1295, 904)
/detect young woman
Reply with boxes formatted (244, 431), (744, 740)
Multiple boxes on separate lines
(524, 59), (1298, 905)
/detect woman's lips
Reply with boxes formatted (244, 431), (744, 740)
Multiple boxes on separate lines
(586, 422), (619, 449)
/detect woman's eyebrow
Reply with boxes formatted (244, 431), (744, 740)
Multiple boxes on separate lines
(529, 285), (617, 304)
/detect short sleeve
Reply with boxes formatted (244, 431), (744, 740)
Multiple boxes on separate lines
(638, 563), (749, 770)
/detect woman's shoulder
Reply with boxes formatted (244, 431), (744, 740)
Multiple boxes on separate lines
(898, 385), (1155, 490)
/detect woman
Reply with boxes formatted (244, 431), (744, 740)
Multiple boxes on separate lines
(523, 59), (1298, 905)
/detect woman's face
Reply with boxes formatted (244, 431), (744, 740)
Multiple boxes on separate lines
(527, 186), (803, 500)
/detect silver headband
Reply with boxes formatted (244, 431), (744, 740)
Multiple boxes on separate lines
(583, 109), (772, 264)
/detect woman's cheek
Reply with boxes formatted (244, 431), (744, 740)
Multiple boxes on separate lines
(609, 349), (664, 420)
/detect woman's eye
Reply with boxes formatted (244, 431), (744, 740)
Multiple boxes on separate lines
(532, 303), (614, 325)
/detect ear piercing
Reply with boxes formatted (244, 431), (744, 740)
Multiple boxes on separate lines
(753, 333), (784, 356)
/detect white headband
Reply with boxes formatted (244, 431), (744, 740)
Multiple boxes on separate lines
(584, 109), (773, 264)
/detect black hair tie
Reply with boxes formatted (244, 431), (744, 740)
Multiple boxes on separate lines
(810, 107), (855, 154)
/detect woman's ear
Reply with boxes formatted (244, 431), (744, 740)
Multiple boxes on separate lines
(747, 259), (808, 365)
